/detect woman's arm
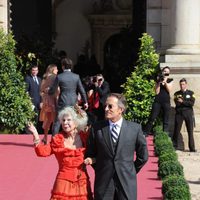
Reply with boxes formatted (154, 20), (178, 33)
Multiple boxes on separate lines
(164, 79), (173, 93)
(27, 123), (52, 156)
(155, 82), (161, 94)
(28, 123), (41, 146)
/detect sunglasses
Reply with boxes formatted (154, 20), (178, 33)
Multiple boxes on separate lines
(104, 104), (113, 109)
(98, 78), (103, 82)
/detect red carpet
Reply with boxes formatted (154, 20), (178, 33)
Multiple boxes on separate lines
(0, 135), (162, 200)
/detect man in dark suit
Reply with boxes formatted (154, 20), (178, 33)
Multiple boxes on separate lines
(172, 78), (196, 152)
(25, 65), (42, 130)
(49, 57), (88, 135)
(85, 93), (148, 200)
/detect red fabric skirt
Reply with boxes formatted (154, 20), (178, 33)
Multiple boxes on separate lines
(50, 178), (93, 200)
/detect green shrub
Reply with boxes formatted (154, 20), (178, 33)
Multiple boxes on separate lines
(162, 175), (189, 195)
(0, 28), (35, 133)
(158, 160), (184, 179)
(154, 136), (174, 156)
(154, 132), (170, 142)
(153, 125), (163, 134)
(155, 144), (175, 156)
(158, 152), (178, 166)
(164, 186), (191, 200)
(16, 32), (56, 76)
(154, 136), (173, 147)
(122, 33), (159, 125)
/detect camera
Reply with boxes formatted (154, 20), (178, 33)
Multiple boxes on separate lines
(92, 76), (97, 83)
(158, 73), (169, 82)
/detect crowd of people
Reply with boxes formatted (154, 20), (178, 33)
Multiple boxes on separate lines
(25, 56), (196, 199)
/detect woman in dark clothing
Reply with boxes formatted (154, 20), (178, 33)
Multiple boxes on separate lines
(143, 66), (173, 136)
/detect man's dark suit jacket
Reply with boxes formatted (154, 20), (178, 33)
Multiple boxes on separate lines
(49, 70), (87, 110)
(96, 80), (110, 106)
(86, 119), (148, 200)
(25, 75), (42, 111)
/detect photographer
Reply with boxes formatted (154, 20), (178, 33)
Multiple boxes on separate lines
(143, 66), (173, 136)
(88, 74), (110, 121)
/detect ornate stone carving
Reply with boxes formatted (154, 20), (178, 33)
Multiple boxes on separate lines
(112, 0), (132, 11)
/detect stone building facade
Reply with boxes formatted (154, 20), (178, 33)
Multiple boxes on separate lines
(1, 0), (200, 149)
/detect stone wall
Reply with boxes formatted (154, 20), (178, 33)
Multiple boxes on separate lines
(0, 0), (8, 33)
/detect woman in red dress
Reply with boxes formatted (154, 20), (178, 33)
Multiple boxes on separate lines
(28, 106), (93, 200)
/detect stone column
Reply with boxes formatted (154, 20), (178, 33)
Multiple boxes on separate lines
(0, 0), (9, 33)
(166, 0), (200, 55)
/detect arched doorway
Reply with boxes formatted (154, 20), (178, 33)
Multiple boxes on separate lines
(103, 30), (137, 92)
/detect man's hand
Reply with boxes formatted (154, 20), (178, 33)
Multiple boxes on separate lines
(177, 97), (183, 103)
(84, 157), (96, 165)
(84, 103), (88, 110)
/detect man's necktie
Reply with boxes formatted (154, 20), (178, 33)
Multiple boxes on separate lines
(111, 124), (119, 143)
(33, 76), (39, 85)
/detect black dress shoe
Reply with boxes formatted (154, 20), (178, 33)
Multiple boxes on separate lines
(190, 149), (197, 152)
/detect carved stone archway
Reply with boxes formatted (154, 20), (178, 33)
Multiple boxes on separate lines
(88, 13), (132, 68)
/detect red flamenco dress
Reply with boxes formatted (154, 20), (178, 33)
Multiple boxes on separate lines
(35, 131), (92, 200)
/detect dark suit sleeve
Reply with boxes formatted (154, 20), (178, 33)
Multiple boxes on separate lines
(134, 125), (148, 173)
(48, 76), (59, 95)
(77, 76), (88, 103)
(96, 81), (110, 98)
(85, 126), (97, 168)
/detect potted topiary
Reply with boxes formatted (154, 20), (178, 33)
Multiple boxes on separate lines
(122, 33), (159, 126)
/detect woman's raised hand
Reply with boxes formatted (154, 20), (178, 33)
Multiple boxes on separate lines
(27, 122), (40, 145)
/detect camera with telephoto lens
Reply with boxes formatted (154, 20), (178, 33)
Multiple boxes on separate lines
(92, 76), (97, 83)
(158, 73), (169, 82)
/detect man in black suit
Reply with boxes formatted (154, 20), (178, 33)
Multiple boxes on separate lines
(85, 93), (148, 200)
(172, 78), (196, 152)
(25, 65), (42, 131)
(49, 58), (88, 135)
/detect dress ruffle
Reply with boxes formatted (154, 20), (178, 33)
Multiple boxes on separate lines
(50, 178), (89, 200)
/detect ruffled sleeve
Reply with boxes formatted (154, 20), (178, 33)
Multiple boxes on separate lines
(35, 143), (52, 157)
(51, 133), (65, 153)
(35, 133), (64, 156)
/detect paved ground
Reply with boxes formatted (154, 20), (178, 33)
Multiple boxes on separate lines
(176, 150), (200, 200)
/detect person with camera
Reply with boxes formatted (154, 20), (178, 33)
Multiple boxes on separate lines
(172, 78), (196, 152)
(143, 66), (173, 136)
(89, 74), (110, 121)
